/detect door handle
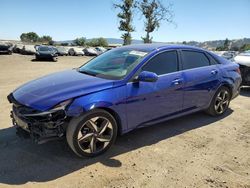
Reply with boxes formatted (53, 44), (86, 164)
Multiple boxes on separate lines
(211, 70), (218, 75)
(172, 78), (183, 85)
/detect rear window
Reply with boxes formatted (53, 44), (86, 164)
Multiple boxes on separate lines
(206, 53), (219, 65)
(182, 51), (210, 70)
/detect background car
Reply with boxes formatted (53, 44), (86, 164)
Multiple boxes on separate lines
(8, 44), (241, 157)
(233, 50), (250, 86)
(56, 46), (69, 56)
(0, 42), (13, 54)
(35, 46), (58, 61)
(95, 47), (107, 55)
(84, 47), (98, 56)
(13, 44), (24, 53)
(68, 47), (84, 56)
(22, 45), (36, 55)
(221, 51), (236, 60)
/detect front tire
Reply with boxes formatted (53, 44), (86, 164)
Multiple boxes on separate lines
(66, 109), (118, 157)
(206, 86), (231, 116)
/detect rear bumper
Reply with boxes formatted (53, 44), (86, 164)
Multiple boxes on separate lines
(231, 85), (241, 100)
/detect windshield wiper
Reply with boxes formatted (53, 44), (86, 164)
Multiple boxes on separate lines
(78, 69), (97, 77)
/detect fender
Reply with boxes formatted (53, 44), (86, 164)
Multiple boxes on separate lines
(66, 86), (128, 133)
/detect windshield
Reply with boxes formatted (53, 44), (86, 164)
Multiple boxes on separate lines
(79, 49), (148, 80)
(39, 46), (50, 51)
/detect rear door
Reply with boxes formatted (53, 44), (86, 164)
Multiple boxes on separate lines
(180, 50), (221, 110)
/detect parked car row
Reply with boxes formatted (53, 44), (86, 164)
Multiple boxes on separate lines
(0, 42), (107, 58)
(213, 51), (238, 60)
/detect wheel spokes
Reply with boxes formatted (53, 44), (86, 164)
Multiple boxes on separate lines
(87, 119), (98, 132)
(77, 116), (113, 154)
(78, 132), (93, 142)
(215, 90), (230, 114)
(98, 120), (109, 135)
(90, 136), (96, 153)
(97, 135), (111, 142)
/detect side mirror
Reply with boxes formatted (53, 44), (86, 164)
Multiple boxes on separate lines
(137, 71), (158, 82)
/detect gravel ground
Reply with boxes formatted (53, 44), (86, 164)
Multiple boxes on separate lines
(0, 54), (249, 188)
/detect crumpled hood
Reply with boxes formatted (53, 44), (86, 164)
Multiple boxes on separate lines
(12, 69), (114, 111)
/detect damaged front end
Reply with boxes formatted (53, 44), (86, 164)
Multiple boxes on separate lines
(8, 94), (71, 144)
(239, 64), (250, 86)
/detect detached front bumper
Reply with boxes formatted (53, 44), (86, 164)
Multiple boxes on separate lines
(8, 94), (68, 144)
(239, 64), (250, 86)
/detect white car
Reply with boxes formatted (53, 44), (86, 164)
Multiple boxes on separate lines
(95, 47), (107, 55)
(22, 45), (36, 55)
(233, 50), (250, 86)
(68, 47), (84, 56)
(84, 47), (98, 56)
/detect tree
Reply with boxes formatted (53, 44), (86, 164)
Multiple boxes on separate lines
(86, 38), (108, 47)
(74, 37), (86, 46)
(61, 42), (69, 46)
(216, 38), (231, 51)
(20, 32), (39, 42)
(114, 0), (136, 45)
(231, 46), (239, 51)
(138, 0), (173, 43)
(39, 35), (53, 44)
(215, 46), (224, 51)
(240, 44), (250, 51)
(182, 41), (187, 45)
(223, 38), (230, 50)
(96, 37), (108, 47)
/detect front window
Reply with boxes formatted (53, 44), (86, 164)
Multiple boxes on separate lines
(142, 51), (178, 75)
(79, 49), (148, 79)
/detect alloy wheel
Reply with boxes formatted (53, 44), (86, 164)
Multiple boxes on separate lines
(77, 116), (113, 154)
(214, 89), (230, 114)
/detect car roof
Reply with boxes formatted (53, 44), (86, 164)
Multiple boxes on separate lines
(116, 43), (203, 52)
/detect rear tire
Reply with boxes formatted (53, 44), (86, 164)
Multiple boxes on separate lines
(206, 86), (231, 116)
(66, 109), (118, 157)
(52, 57), (58, 62)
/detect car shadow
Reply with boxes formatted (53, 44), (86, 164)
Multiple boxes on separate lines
(0, 109), (233, 185)
(31, 59), (57, 62)
(240, 86), (250, 97)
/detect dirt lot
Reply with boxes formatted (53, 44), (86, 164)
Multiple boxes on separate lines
(0, 54), (249, 188)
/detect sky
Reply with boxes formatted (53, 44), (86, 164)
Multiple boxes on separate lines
(0, 0), (250, 42)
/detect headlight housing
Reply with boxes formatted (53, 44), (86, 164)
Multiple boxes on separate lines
(52, 99), (73, 111)
(22, 99), (73, 117)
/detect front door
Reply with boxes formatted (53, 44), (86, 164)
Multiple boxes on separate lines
(125, 50), (184, 130)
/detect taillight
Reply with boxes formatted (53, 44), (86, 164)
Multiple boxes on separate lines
(236, 68), (241, 75)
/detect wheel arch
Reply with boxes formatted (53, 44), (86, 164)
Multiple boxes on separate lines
(220, 81), (234, 99)
(80, 102), (123, 136)
(96, 107), (123, 136)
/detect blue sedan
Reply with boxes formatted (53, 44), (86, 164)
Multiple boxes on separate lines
(8, 44), (242, 157)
